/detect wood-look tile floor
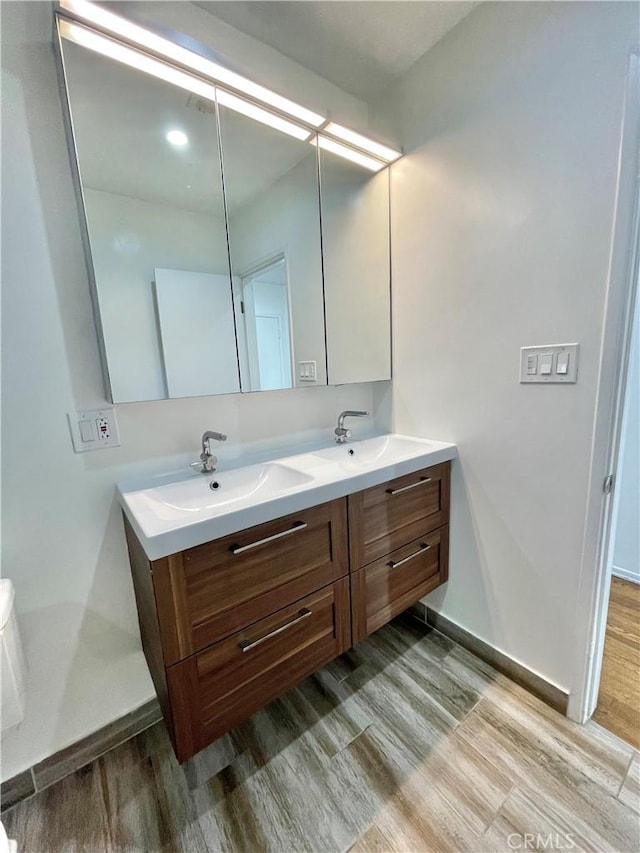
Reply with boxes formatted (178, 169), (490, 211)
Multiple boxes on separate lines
(593, 577), (640, 750)
(4, 616), (640, 853)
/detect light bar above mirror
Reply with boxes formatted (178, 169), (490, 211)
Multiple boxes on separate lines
(313, 137), (387, 173)
(57, 0), (325, 127)
(56, 0), (401, 170)
(59, 20), (217, 103)
(215, 90), (312, 142)
(58, 21), (313, 142)
(323, 123), (402, 164)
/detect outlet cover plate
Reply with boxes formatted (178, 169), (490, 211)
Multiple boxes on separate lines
(68, 407), (121, 452)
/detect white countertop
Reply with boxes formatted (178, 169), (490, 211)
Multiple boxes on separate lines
(118, 433), (457, 560)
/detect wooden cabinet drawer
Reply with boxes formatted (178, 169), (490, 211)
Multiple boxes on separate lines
(166, 579), (350, 761)
(351, 525), (449, 642)
(348, 462), (450, 570)
(150, 499), (348, 665)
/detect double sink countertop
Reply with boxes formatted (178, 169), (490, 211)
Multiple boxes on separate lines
(118, 433), (457, 560)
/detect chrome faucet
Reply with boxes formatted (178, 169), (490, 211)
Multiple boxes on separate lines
(193, 430), (227, 473)
(334, 410), (369, 444)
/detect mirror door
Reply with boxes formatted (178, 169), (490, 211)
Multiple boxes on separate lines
(319, 150), (391, 385)
(58, 33), (240, 403)
(217, 97), (327, 391)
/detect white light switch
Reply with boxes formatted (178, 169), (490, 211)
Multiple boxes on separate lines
(79, 420), (95, 442)
(520, 344), (579, 383)
(298, 361), (317, 382)
(68, 408), (120, 452)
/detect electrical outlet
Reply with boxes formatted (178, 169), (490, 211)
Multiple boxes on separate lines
(68, 408), (120, 452)
(96, 417), (111, 440)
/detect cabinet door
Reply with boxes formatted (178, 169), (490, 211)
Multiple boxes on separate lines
(348, 462), (450, 570)
(217, 98), (326, 391)
(320, 150), (391, 384)
(58, 30), (240, 403)
(351, 526), (449, 643)
(151, 499), (347, 664)
(166, 580), (350, 761)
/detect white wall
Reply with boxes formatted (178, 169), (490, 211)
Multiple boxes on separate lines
(383, 0), (638, 690)
(84, 188), (230, 402)
(0, 1), (383, 781)
(612, 289), (640, 583)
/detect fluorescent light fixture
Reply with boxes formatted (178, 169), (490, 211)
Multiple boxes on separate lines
(59, 22), (310, 142)
(324, 122), (401, 163)
(216, 90), (311, 141)
(58, 4), (404, 163)
(60, 20), (219, 104)
(58, 0), (325, 127)
(314, 136), (386, 172)
(166, 129), (188, 146)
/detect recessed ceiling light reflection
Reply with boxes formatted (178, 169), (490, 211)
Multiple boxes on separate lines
(166, 129), (189, 147)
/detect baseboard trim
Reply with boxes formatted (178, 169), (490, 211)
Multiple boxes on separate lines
(1, 698), (161, 812)
(411, 604), (569, 716)
(612, 565), (640, 585)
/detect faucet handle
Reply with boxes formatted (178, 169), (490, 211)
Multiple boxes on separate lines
(190, 453), (218, 474)
(334, 426), (351, 442)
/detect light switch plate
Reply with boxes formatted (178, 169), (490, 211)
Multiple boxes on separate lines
(520, 344), (579, 383)
(298, 360), (317, 382)
(68, 407), (121, 452)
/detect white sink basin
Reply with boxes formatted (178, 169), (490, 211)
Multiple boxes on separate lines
(132, 462), (313, 518)
(118, 433), (456, 559)
(312, 435), (440, 470)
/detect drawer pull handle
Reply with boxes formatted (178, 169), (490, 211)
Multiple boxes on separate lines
(388, 543), (431, 569)
(238, 608), (312, 652)
(386, 477), (432, 495)
(230, 521), (308, 555)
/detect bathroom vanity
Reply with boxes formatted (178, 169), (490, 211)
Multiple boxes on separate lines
(120, 435), (454, 762)
(57, 3), (442, 762)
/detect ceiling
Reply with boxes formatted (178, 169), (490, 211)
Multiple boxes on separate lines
(195, 1), (478, 102)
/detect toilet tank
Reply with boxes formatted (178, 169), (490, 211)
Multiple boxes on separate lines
(0, 580), (26, 733)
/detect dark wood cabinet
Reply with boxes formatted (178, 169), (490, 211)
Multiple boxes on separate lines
(166, 581), (350, 761)
(351, 526), (449, 642)
(142, 500), (347, 665)
(125, 462), (450, 762)
(348, 462), (450, 569)
(347, 463), (450, 642)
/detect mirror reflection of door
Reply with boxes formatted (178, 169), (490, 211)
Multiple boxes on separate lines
(239, 256), (293, 391)
(154, 268), (239, 398)
(217, 95), (327, 390)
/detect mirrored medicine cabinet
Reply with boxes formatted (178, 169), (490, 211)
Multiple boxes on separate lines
(55, 10), (393, 403)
